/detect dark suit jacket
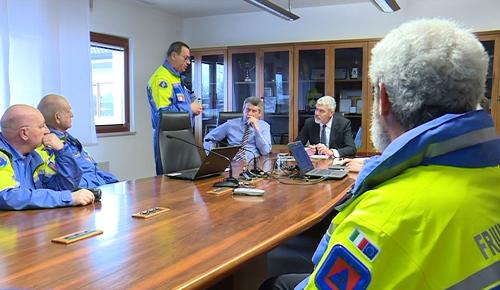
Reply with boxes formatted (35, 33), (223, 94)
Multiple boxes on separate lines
(296, 114), (356, 157)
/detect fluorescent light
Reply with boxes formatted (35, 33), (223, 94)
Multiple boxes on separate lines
(244, 0), (300, 21)
(370, 0), (400, 13)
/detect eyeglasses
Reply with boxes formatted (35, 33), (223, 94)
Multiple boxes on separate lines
(177, 53), (191, 63)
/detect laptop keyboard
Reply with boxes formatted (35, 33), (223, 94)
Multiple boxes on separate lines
(308, 169), (333, 175)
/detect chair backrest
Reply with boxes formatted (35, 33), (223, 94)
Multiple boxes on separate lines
(217, 111), (243, 126)
(159, 111), (191, 131)
(157, 111), (201, 174)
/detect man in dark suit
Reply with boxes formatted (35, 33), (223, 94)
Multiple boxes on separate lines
(296, 96), (356, 157)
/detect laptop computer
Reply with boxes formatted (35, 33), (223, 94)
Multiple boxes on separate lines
(287, 141), (348, 179)
(166, 146), (240, 180)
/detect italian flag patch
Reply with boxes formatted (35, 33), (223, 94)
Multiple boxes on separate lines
(349, 228), (380, 261)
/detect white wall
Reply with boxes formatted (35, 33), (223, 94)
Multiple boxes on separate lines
(87, 0), (183, 180)
(88, 0), (500, 180)
(183, 0), (500, 48)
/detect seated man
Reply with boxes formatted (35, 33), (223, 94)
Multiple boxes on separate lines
(204, 96), (272, 161)
(296, 96), (356, 158)
(38, 94), (119, 188)
(0, 104), (94, 210)
(262, 19), (500, 290)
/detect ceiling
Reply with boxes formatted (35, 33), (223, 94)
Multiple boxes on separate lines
(131, 0), (370, 18)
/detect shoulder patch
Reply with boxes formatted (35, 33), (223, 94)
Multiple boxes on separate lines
(315, 244), (371, 290)
(159, 80), (168, 88)
(349, 228), (380, 261)
(0, 155), (7, 168)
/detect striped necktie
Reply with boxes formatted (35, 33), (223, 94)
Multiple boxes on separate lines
(234, 124), (250, 161)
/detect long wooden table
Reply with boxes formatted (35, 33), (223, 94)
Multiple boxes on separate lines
(0, 159), (355, 289)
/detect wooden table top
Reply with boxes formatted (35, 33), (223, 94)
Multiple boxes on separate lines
(0, 159), (355, 289)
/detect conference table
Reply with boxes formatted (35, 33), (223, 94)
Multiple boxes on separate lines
(0, 158), (356, 289)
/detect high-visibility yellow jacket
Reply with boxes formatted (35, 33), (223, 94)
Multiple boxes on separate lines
(304, 165), (500, 290)
(298, 110), (500, 290)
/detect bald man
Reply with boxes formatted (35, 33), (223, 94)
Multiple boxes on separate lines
(38, 94), (119, 188)
(0, 104), (94, 210)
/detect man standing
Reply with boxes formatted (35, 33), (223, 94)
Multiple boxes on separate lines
(0, 105), (94, 210)
(204, 96), (272, 162)
(262, 19), (500, 290)
(296, 96), (356, 158)
(38, 94), (119, 188)
(147, 41), (203, 174)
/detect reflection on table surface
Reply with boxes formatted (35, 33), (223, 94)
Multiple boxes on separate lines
(0, 157), (356, 289)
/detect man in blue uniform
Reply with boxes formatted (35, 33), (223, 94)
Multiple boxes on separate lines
(147, 41), (203, 174)
(0, 104), (95, 210)
(38, 94), (119, 188)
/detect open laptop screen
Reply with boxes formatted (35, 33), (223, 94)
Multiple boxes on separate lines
(288, 141), (315, 174)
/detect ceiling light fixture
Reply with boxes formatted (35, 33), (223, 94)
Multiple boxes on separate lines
(243, 0), (300, 21)
(370, 0), (400, 13)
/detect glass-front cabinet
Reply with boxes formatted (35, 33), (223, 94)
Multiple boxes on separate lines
(295, 47), (327, 137)
(229, 49), (257, 111)
(294, 44), (370, 152)
(190, 49), (227, 144)
(333, 44), (367, 152)
(229, 47), (293, 145)
(262, 48), (292, 145)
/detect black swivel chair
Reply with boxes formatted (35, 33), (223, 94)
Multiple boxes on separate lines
(214, 111), (243, 146)
(217, 111), (243, 125)
(158, 112), (202, 174)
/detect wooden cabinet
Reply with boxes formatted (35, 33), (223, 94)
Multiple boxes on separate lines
(261, 48), (293, 145)
(191, 30), (500, 151)
(190, 49), (228, 144)
(228, 46), (293, 146)
(479, 33), (500, 135)
(294, 43), (371, 153)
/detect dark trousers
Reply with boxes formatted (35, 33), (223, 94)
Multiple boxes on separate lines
(259, 273), (309, 290)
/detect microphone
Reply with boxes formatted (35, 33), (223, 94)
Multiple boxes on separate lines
(204, 138), (264, 176)
(166, 135), (239, 188)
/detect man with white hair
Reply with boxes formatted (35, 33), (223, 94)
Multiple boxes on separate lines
(296, 96), (356, 158)
(0, 104), (95, 210)
(261, 19), (500, 290)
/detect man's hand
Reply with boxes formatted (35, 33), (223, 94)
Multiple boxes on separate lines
(315, 143), (333, 156)
(42, 133), (64, 151)
(306, 145), (317, 156)
(191, 102), (203, 116)
(71, 189), (95, 206)
(246, 116), (259, 130)
(340, 157), (368, 173)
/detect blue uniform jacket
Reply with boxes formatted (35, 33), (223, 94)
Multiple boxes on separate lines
(50, 129), (119, 188)
(147, 60), (195, 174)
(0, 133), (82, 210)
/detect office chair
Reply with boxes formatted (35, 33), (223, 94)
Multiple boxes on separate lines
(214, 111), (243, 146)
(217, 111), (243, 125)
(158, 112), (202, 174)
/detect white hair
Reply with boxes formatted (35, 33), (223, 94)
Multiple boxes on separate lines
(369, 18), (488, 130)
(316, 96), (336, 111)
